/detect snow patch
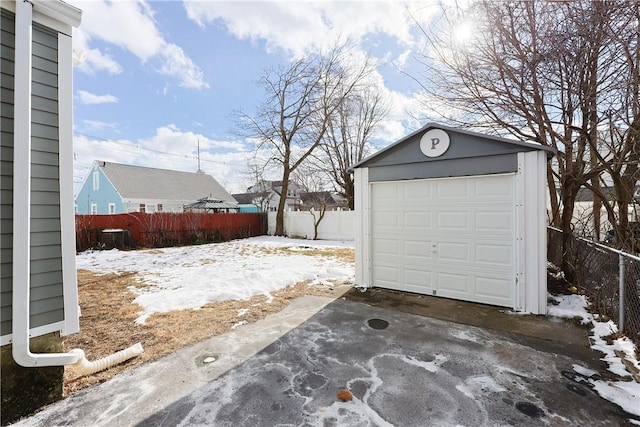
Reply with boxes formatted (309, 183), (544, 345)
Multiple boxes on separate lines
(76, 237), (354, 324)
(456, 376), (507, 399)
(572, 364), (598, 378)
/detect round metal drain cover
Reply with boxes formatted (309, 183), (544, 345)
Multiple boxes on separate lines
(367, 318), (389, 330)
(515, 402), (544, 418)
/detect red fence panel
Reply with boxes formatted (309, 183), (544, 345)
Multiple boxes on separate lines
(75, 212), (267, 251)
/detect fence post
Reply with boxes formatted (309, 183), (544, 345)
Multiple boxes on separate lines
(619, 253), (625, 333)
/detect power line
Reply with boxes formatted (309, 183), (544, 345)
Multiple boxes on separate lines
(74, 132), (250, 168)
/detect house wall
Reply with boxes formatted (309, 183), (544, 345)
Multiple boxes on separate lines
(1, 10), (71, 342)
(0, 9), (16, 340)
(1, 1), (81, 422)
(74, 163), (123, 214)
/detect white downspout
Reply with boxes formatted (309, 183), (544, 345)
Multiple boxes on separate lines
(12, 0), (142, 373)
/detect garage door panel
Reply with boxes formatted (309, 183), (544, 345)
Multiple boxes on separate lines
(403, 240), (432, 258)
(404, 211), (432, 229)
(437, 179), (469, 198)
(475, 211), (512, 231)
(437, 242), (469, 262)
(475, 244), (513, 266)
(437, 211), (469, 229)
(402, 180), (433, 199)
(475, 174), (514, 197)
(475, 276), (512, 300)
(405, 269), (432, 289)
(371, 174), (515, 309)
(372, 238), (398, 255)
(373, 211), (399, 227)
(437, 272), (470, 294)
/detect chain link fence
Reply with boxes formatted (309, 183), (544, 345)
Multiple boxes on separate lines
(548, 227), (640, 347)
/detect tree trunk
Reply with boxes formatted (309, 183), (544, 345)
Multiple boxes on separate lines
(560, 182), (578, 281)
(275, 168), (291, 236)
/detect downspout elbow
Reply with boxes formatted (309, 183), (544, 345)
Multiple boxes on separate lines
(12, 343), (80, 368)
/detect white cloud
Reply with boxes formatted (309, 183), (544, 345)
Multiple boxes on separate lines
(77, 90), (119, 105)
(183, 1), (438, 57)
(70, 0), (208, 89)
(73, 125), (254, 196)
(81, 120), (119, 132)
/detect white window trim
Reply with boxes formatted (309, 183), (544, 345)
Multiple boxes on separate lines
(90, 203), (97, 214)
(108, 203), (115, 214)
(92, 170), (99, 190)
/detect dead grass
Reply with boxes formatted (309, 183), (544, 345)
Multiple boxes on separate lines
(64, 249), (352, 395)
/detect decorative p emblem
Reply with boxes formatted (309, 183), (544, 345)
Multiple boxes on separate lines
(420, 129), (450, 157)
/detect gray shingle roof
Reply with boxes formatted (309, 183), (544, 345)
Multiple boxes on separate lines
(97, 161), (236, 203)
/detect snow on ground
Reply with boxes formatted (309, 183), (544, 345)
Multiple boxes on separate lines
(76, 236), (354, 324)
(77, 238), (639, 417)
(548, 293), (640, 417)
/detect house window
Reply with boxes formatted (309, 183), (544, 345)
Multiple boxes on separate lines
(139, 203), (146, 213)
(108, 203), (116, 214)
(92, 171), (99, 191)
(157, 204), (163, 212)
(90, 203), (97, 215)
(74, 204), (78, 213)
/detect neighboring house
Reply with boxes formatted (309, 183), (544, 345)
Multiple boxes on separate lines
(232, 191), (270, 213)
(246, 180), (303, 211)
(1, 0), (82, 422)
(300, 191), (349, 211)
(74, 161), (237, 214)
(573, 185), (640, 237)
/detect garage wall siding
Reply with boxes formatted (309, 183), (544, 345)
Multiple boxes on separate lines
(368, 153), (517, 182)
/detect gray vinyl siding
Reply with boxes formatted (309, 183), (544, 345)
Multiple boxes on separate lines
(0, 10), (65, 339)
(1, 8), (16, 339)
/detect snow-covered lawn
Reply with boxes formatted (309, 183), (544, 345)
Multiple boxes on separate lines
(76, 236), (354, 324)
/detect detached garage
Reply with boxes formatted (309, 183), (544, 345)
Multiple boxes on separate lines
(353, 123), (554, 315)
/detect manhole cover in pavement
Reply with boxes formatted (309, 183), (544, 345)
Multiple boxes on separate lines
(367, 318), (389, 330)
(515, 401), (544, 418)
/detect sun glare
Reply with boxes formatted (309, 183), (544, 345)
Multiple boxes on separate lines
(453, 21), (474, 44)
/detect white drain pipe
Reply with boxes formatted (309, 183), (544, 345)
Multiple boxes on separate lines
(69, 344), (144, 376)
(12, 0), (142, 374)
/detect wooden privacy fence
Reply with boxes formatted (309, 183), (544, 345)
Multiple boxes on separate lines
(75, 212), (267, 251)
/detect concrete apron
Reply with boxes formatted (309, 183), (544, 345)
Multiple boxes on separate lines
(14, 287), (634, 427)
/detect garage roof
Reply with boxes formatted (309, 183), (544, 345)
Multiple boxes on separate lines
(353, 122), (555, 170)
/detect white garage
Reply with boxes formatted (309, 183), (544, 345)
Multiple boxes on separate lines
(353, 124), (554, 314)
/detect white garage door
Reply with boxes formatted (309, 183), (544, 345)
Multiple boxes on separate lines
(371, 174), (516, 308)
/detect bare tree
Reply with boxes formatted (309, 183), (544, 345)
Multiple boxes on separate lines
(315, 86), (389, 210)
(238, 42), (373, 235)
(412, 0), (639, 269)
(292, 165), (331, 240)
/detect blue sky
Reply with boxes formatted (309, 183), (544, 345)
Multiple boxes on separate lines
(69, 1), (448, 194)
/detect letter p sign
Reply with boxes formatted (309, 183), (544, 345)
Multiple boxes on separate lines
(420, 129), (450, 158)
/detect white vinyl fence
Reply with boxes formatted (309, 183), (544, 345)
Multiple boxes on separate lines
(267, 210), (355, 241)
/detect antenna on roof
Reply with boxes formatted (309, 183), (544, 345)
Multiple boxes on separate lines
(196, 139), (203, 174)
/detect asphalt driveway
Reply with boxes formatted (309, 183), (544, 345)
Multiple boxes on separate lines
(15, 290), (634, 426)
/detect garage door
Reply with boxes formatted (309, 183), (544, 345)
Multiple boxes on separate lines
(371, 174), (515, 307)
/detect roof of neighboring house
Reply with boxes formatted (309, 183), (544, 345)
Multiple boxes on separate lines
(232, 192), (270, 204)
(576, 185), (640, 203)
(95, 161), (236, 203)
(300, 191), (347, 206)
(183, 197), (239, 211)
